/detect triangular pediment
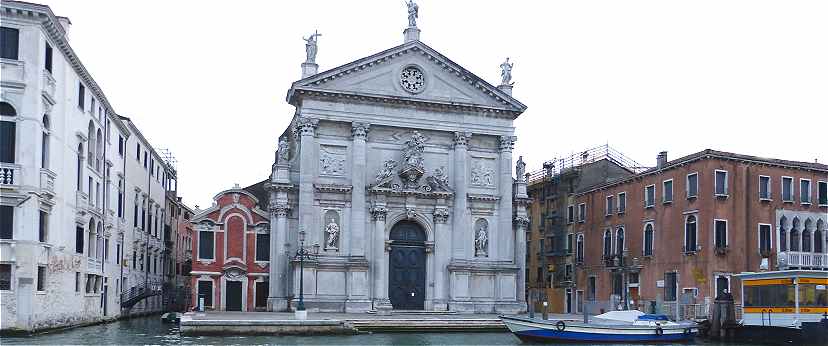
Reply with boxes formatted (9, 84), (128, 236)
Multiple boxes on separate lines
(287, 41), (526, 116)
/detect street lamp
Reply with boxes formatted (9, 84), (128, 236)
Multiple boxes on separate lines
(294, 229), (318, 318)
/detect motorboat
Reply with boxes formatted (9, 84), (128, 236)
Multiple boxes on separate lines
(501, 310), (698, 343)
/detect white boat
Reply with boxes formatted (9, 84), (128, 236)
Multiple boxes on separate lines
(501, 310), (698, 343)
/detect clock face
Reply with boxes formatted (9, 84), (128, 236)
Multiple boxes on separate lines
(400, 66), (425, 94)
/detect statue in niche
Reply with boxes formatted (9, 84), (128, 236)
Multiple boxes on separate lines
(516, 155), (526, 181)
(474, 220), (489, 257)
(500, 57), (514, 86)
(426, 166), (452, 192)
(303, 30), (322, 64)
(406, 0), (419, 27)
(277, 137), (289, 163)
(325, 218), (340, 250)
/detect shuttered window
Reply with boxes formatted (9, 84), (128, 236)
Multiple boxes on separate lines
(0, 27), (19, 60)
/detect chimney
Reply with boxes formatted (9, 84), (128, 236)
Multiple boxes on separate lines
(656, 151), (668, 169)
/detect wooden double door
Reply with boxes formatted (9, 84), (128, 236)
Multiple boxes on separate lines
(388, 221), (426, 310)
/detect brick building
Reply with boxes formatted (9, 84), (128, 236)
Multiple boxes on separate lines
(189, 184), (270, 311)
(571, 150), (827, 316)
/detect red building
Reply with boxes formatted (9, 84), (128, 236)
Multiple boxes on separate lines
(189, 184), (270, 311)
(571, 150), (827, 316)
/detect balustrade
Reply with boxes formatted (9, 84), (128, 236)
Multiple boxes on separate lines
(0, 163), (20, 186)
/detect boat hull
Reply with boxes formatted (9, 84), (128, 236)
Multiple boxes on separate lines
(501, 316), (697, 343)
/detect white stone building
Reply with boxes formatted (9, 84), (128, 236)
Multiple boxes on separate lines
(266, 9), (530, 313)
(0, 1), (177, 332)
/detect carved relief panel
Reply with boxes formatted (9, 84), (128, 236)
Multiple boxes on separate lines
(470, 158), (496, 188)
(319, 145), (347, 177)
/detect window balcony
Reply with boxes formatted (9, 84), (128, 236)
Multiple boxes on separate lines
(39, 168), (56, 197)
(0, 163), (21, 187)
(75, 191), (89, 210)
(42, 70), (56, 102)
(87, 257), (102, 274)
(778, 251), (828, 270)
(1, 58), (25, 86)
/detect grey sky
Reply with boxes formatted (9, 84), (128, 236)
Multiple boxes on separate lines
(41, 0), (828, 208)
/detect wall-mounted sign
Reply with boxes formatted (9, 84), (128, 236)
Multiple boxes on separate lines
(656, 280), (664, 288)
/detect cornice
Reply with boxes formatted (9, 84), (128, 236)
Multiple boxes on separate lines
(314, 183), (353, 194)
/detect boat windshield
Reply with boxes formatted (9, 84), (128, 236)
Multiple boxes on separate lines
(743, 283), (795, 307)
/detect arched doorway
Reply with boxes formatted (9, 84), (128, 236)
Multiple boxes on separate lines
(388, 221), (426, 310)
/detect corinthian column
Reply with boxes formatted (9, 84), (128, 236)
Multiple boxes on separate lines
(452, 132), (471, 258)
(297, 117), (319, 245)
(514, 216), (529, 303)
(433, 207), (450, 310)
(371, 204), (392, 313)
(498, 136), (516, 261)
(268, 203), (290, 311)
(350, 123), (369, 256)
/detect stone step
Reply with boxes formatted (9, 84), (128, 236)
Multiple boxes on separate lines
(366, 310), (458, 315)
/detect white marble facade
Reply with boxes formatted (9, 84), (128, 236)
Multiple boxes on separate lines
(266, 28), (529, 313)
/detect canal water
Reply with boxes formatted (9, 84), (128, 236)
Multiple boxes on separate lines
(1, 316), (748, 345)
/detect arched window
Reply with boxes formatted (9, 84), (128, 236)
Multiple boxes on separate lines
(803, 219), (814, 252)
(0, 102), (16, 165)
(685, 215), (697, 252)
(576, 234), (584, 263)
(791, 218), (800, 251)
(95, 128), (102, 171)
(816, 220), (825, 254)
(616, 227), (625, 255)
(76, 143), (84, 191)
(87, 218), (96, 258)
(41, 114), (50, 169)
(87, 121), (95, 166)
(96, 221), (103, 259)
(644, 223), (654, 256)
(779, 216), (788, 251)
(603, 229), (612, 258)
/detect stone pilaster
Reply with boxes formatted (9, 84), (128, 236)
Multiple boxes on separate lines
(370, 204), (392, 313)
(297, 117), (319, 245)
(498, 136), (516, 261)
(452, 132), (471, 259)
(432, 206), (450, 310)
(350, 123), (369, 256)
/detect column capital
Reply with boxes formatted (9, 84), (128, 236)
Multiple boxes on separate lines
(272, 203), (290, 218)
(371, 205), (388, 221)
(513, 215), (530, 228)
(499, 135), (516, 152)
(351, 122), (370, 140)
(433, 208), (450, 224)
(453, 131), (472, 148)
(296, 117), (319, 137)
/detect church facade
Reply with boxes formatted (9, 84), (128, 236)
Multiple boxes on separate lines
(265, 15), (530, 314)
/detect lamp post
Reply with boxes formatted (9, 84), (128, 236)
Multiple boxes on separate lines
(294, 229), (318, 319)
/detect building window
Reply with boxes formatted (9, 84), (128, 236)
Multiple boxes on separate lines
(567, 205), (574, 224)
(117, 181), (124, 218)
(759, 224), (772, 254)
(814, 222), (824, 254)
(615, 227), (625, 255)
(256, 233), (270, 261)
(802, 228), (811, 252)
(663, 179), (673, 203)
(779, 217), (788, 252)
(0, 27), (19, 60)
(0, 206), (12, 239)
(644, 223), (654, 256)
(617, 192), (626, 214)
(77, 82), (85, 109)
(756, 175), (771, 200)
(578, 203), (586, 222)
(603, 229), (612, 258)
(136, 143), (141, 160)
(715, 170), (728, 196)
(819, 181), (828, 206)
(118, 136), (124, 156)
(75, 272), (80, 292)
(36, 266), (45, 292)
(197, 280), (213, 308)
(0, 264), (11, 290)
(644, 185), (655, 208)
(255, 281), (269, 309)
(587, 276), (596, 301)
(782, 177), (793, 202)
(90, 98), (96, 115)
(44, 42), (53, 72)
(76, 144), (83, 191)
(566, 233), (574, 254)
(1, 104), (17, 165)
(143, 152), (148, 169)
(199, 230), (215, 260)
(576, 234), (584, 263)
(75, 226), (84, 254)
(38, 210), (48, 243)
(800, 179), (811, 204)
(685, 215), (697, 253)
(665, 272), (678, 301)
(606, 195), (614, 215)
(714, 219), (727, 249)
(686, 172), (698, 199)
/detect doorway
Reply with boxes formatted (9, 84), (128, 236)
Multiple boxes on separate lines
(388, 221), (426, 310)
(226, 281), (242, 311)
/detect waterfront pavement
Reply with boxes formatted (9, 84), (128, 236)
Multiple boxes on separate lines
(180, 311), (585, 335)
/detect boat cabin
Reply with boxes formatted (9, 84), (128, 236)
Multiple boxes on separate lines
(735, 270), (828, 328)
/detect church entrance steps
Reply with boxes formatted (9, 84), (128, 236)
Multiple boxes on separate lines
(366, 309), (458, 315)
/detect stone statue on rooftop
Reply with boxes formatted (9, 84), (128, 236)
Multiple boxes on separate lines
(406, 0), (419, 27)
(303, 30), (321, 64)
(516, 155), (526, 181)
(500, 57), (514, 86)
